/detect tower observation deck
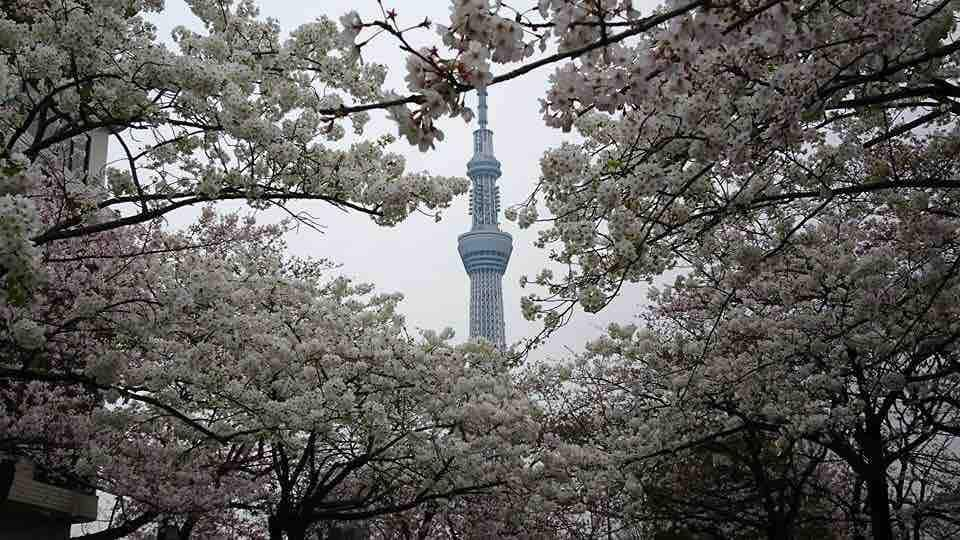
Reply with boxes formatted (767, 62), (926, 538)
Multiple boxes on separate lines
(458, 88), (512, 349)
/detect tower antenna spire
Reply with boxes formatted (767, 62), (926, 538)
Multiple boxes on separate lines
(478, 86), (488, 129)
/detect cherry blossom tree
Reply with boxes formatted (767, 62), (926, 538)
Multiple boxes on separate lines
(331, 1), (960, 338)
(10, 0), (960, 537)
(3, 204), (542, 539)
(346, 2), (960, 536)
(11, 0), (960, 329)
(0, 2), (537, 536)
(487, 0), (960, 330)
(544, 203), (960, 539)
(1, 207), (274, 537)
(119, 228), (538, 539)
(0, 0), (470, 304)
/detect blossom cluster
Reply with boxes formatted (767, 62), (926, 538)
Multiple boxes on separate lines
(0, 0), (467, 269)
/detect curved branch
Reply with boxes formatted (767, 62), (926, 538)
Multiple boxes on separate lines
(74, 512), (159, 540)
(32, 190), (382, 245)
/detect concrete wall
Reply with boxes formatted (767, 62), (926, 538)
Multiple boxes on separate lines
(5, 461), (98, 521)
(0, 460), (98, 538)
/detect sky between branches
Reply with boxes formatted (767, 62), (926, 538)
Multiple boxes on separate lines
(144, 0), (659, 360)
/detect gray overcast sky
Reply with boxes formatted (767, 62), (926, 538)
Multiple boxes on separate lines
(148, 1), (658, 361)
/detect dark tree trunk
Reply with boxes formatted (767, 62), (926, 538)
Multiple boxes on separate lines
(862, 421), (894, 540)
(766, 513), (793, 540)
(865, 469), (894, 540)
(0, 459), (15, 501)
(268, 515), (285, 540)
(284, 522), (308, 540)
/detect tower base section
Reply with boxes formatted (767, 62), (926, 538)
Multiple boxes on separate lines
(458, 230), (513, 348)
(467, 270), (506, 348)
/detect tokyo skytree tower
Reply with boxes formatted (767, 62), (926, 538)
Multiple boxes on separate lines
(457, 88), (513, 349)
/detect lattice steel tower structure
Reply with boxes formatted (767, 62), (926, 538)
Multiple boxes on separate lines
(458, 88), (513, 349)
